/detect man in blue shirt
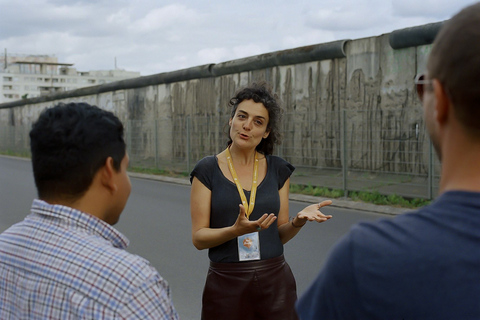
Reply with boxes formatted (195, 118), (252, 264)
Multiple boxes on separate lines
(296, 3), (480, 319)
(0, 103), (178, 319)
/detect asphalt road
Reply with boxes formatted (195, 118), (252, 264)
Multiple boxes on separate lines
(0, 156), (392, 320)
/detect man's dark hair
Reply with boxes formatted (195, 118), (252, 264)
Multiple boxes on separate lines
(30, 102), (126, 200)
(427, 2), (480, 137)
(227, 82), (283, 155)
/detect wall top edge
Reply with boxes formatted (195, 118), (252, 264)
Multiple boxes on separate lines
(389, 21), (446, 50)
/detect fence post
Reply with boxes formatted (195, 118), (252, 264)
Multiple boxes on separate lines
(11, 125), (16, 153)
(341, 110), (348, 198)
(126, 120), (132, 161)
(154, 119), (158, 169)
(186, 115), (191, 173)
(428, 140), (434, 200)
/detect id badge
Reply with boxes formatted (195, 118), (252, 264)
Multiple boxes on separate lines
(238, 232), (261, 261)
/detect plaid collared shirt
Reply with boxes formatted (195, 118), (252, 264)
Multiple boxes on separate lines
(0, 199), (179, 319)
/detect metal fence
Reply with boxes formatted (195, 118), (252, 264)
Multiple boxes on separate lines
(0, 110), (441, 199)
(0, 125), (31, 157)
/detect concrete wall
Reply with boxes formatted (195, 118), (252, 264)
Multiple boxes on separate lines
(0, 22), (443, 175)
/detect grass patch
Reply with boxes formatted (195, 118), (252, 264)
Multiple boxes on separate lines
(347, 191), (430, 208)
(290, 184), (345, 198)
(290, 184), (430, 209)
(128, 166), (189, 178)
(0, 150), (30, 158)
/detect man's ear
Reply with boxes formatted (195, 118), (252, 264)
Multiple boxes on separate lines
(100, 157), (117, 193)
(229, 118), (232, 126)
(433, 79), (449, 125)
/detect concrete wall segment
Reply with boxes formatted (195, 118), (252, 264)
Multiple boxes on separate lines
(0, 21), (442, 182)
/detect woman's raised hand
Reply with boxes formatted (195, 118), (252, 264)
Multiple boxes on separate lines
(233, 204), (277, 235)
(294, 200), (333, 226)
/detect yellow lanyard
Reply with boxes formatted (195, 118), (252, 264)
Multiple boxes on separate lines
(225, 148), (259, 220)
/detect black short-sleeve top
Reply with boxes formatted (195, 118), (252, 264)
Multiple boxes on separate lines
(190, 154), (295, 263)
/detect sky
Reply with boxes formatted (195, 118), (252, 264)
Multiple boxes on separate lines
(0, 0), (477, 76)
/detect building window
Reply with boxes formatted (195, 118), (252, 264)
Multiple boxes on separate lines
(19, 64), (41, 74)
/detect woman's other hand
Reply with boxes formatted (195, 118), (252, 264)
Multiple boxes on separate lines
(293, 200), (333, 227)
(233, 204), (277, 235)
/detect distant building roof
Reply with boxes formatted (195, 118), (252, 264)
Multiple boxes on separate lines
(13, 61), (74, 67)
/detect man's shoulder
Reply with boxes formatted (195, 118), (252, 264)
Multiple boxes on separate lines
(80, 234), (158, 281)
(350, 191), (480, 247)
(347, 207), (431, 250)
(0, 217), (162, 301)
(20, 211), (158, 283)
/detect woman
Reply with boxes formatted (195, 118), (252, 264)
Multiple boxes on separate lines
(190, 82), (332, 320)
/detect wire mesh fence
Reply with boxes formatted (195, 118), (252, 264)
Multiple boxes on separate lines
(0, 125), (30, 157)
(0, 109), (441, 199)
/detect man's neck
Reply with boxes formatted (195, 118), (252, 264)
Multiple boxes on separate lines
(438, 131), (480, 194)
(41, 189), (110, 224)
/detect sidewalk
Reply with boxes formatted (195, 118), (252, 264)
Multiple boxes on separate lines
(128, 172), (407, 216)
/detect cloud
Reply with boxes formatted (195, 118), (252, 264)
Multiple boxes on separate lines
(0, 0), (130, 39)
(130, 4), (200, 34)
(282, 30), (336, 49)
(232, 44), (270, 60)
(196, 43), (271, 66)
(197, 47), (230, 64)
(392, 0), (477, 19)
(304, 1), (390, 32)
(106, 9), (132, 27)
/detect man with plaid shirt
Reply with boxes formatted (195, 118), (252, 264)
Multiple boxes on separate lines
(0, 103), (179, 319)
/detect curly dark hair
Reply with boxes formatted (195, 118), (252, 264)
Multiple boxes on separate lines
(226, 82), (283, 155)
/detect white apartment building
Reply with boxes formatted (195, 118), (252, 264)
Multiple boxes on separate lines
(0, 53), (141, 104)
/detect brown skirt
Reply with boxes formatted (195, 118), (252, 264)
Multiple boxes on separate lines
(201, 255), (299, 320)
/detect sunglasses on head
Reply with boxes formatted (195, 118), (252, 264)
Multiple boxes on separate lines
(414, 74), (434, 102)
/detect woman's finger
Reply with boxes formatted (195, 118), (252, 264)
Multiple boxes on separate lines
(318, 200), (333, 209)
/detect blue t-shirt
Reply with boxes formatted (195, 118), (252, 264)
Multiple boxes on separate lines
(190, 155), (294, 263)
(296, 190), (480, 319)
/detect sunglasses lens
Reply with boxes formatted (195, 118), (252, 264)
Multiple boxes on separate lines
(415, 74), (425, 102)
(416, 84), (424, 102)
